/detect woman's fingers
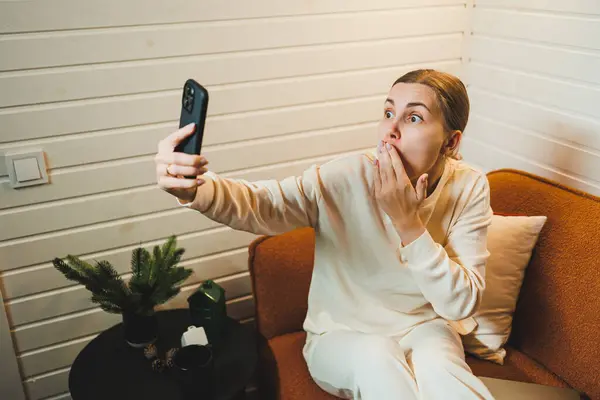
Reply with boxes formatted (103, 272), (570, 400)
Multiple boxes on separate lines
(166, 165), (208, 177)
(415, 174), (428, 203)
(379, 143), (395, 185)
(155, 152), (208, 168)
(154, 125), (209, 203)
(158, 123), (196, 151)
(373, 158), (381, 195)
(158, 175), (202, 189)
(386, 143), (410, 185)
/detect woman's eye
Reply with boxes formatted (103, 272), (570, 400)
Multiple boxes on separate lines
(409, 114), (423, 123)
(384, 110), (394, 119)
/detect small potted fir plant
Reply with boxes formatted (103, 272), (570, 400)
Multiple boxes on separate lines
(52, 235), (193, 348)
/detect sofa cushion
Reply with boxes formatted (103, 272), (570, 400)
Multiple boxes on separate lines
(262, 331), (337, 400)
(261, 331), (571, 400)
(462, 214), (547, 364)
(466, 347), (570, 389)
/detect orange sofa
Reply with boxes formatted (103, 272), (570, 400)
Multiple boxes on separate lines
(248, 169), (600, 399)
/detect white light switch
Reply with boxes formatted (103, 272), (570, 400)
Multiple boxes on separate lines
(13, 157), (41, 182)
(4, 149), (49, 188)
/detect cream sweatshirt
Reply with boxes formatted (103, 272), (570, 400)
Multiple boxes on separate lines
(182, 150), (492, 337)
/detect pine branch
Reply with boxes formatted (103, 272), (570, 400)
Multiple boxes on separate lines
(53, 256), (108, 295)
(131, 247), (147, 280)
(149, 284), (181, 306)
(168, 267), (193, 287)
(149, 267), (192, 305)
(164, 248), (185, 272)
(160, 236), (177, 264)
(65, 255), (110, 293)
(95, 260), (132, 310)
(130, 247), (152, 287)
(91, 293), (123, 314)
(150, 244), (163, 287)
(52, 258), (91, 286)
(65, 255), (95, 274)
(96, 261), (129, 294)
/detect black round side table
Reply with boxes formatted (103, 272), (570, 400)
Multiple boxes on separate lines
(69, 308), (257, 400)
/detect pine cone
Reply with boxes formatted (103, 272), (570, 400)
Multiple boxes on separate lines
(144, 344), (158, 359)
(151, 358), (166, 373)
(165, 348), (178, 368)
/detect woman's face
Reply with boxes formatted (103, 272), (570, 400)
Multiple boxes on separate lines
(377, 83), (449, 182)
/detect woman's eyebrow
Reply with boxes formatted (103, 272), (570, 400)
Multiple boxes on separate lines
(406, 102), (431, 113)
(385, 99), (431, 113)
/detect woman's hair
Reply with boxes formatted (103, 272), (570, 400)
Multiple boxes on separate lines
(392, 69), (470, 135)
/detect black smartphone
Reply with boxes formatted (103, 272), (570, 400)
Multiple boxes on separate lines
(175, 79), (209, 157)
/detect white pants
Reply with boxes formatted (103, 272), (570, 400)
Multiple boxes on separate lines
(303, 319), (495, 400)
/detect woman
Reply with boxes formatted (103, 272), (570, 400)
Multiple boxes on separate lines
(155, 69), (495, 400)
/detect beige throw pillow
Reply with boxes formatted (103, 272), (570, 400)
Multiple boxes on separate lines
(462, 214), (547, 364)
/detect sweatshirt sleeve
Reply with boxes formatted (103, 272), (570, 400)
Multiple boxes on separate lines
(185, 165), (322, 236)
(398, 175), (493, 321)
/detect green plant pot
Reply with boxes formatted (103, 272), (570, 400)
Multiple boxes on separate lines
(122, 312), (158, 348)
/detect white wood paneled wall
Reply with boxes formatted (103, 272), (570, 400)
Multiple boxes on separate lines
(0, 1), (467, 398)
(462, 0), (600, 196)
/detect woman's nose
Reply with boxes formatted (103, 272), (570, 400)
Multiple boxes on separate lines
(386, 128), (400, 141)
(386, 117), (401, 140)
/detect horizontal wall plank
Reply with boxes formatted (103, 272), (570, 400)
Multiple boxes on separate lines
(467, 62), (600, 120)
(0, 34), (462, 107)
(476, 0), (600, 15)
(220, 295), (255, 321)
(20, 296), (255, 399)
(44, 391), (71, 400)
(468, 115), (600, 182)
(0, 94), (381, 178)
(13, 296), (255, 353)
(0, 60), (460, 143)
(461, 137), (600, 197)
(0, 186), (178, 242)
(0, 150), (365, 299)
(18, 272), (252, 377)
(0, 121), (375, 211)
(0, 0), (464, 33)
(19, 336), (93, 379)
(473, 8), (600, 50)
(468, 88), (600, 152)
(0, 208), (220, 272)
(0, 7), (465, 71)
(470, 36), (600, 86)
(9, 249), (251, 327)
(25, 368), (69, 400)
(14, 309), (121, 353)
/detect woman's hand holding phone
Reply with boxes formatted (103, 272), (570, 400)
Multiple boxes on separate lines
(155, 123), (209, 203)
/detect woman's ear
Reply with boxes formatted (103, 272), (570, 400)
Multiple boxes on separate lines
(443, 130), (462, 157)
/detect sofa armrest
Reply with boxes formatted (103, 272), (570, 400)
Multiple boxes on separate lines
(248, 227), (315, 340)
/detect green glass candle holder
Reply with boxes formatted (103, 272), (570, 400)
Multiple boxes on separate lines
(187, 280), (228, 347)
